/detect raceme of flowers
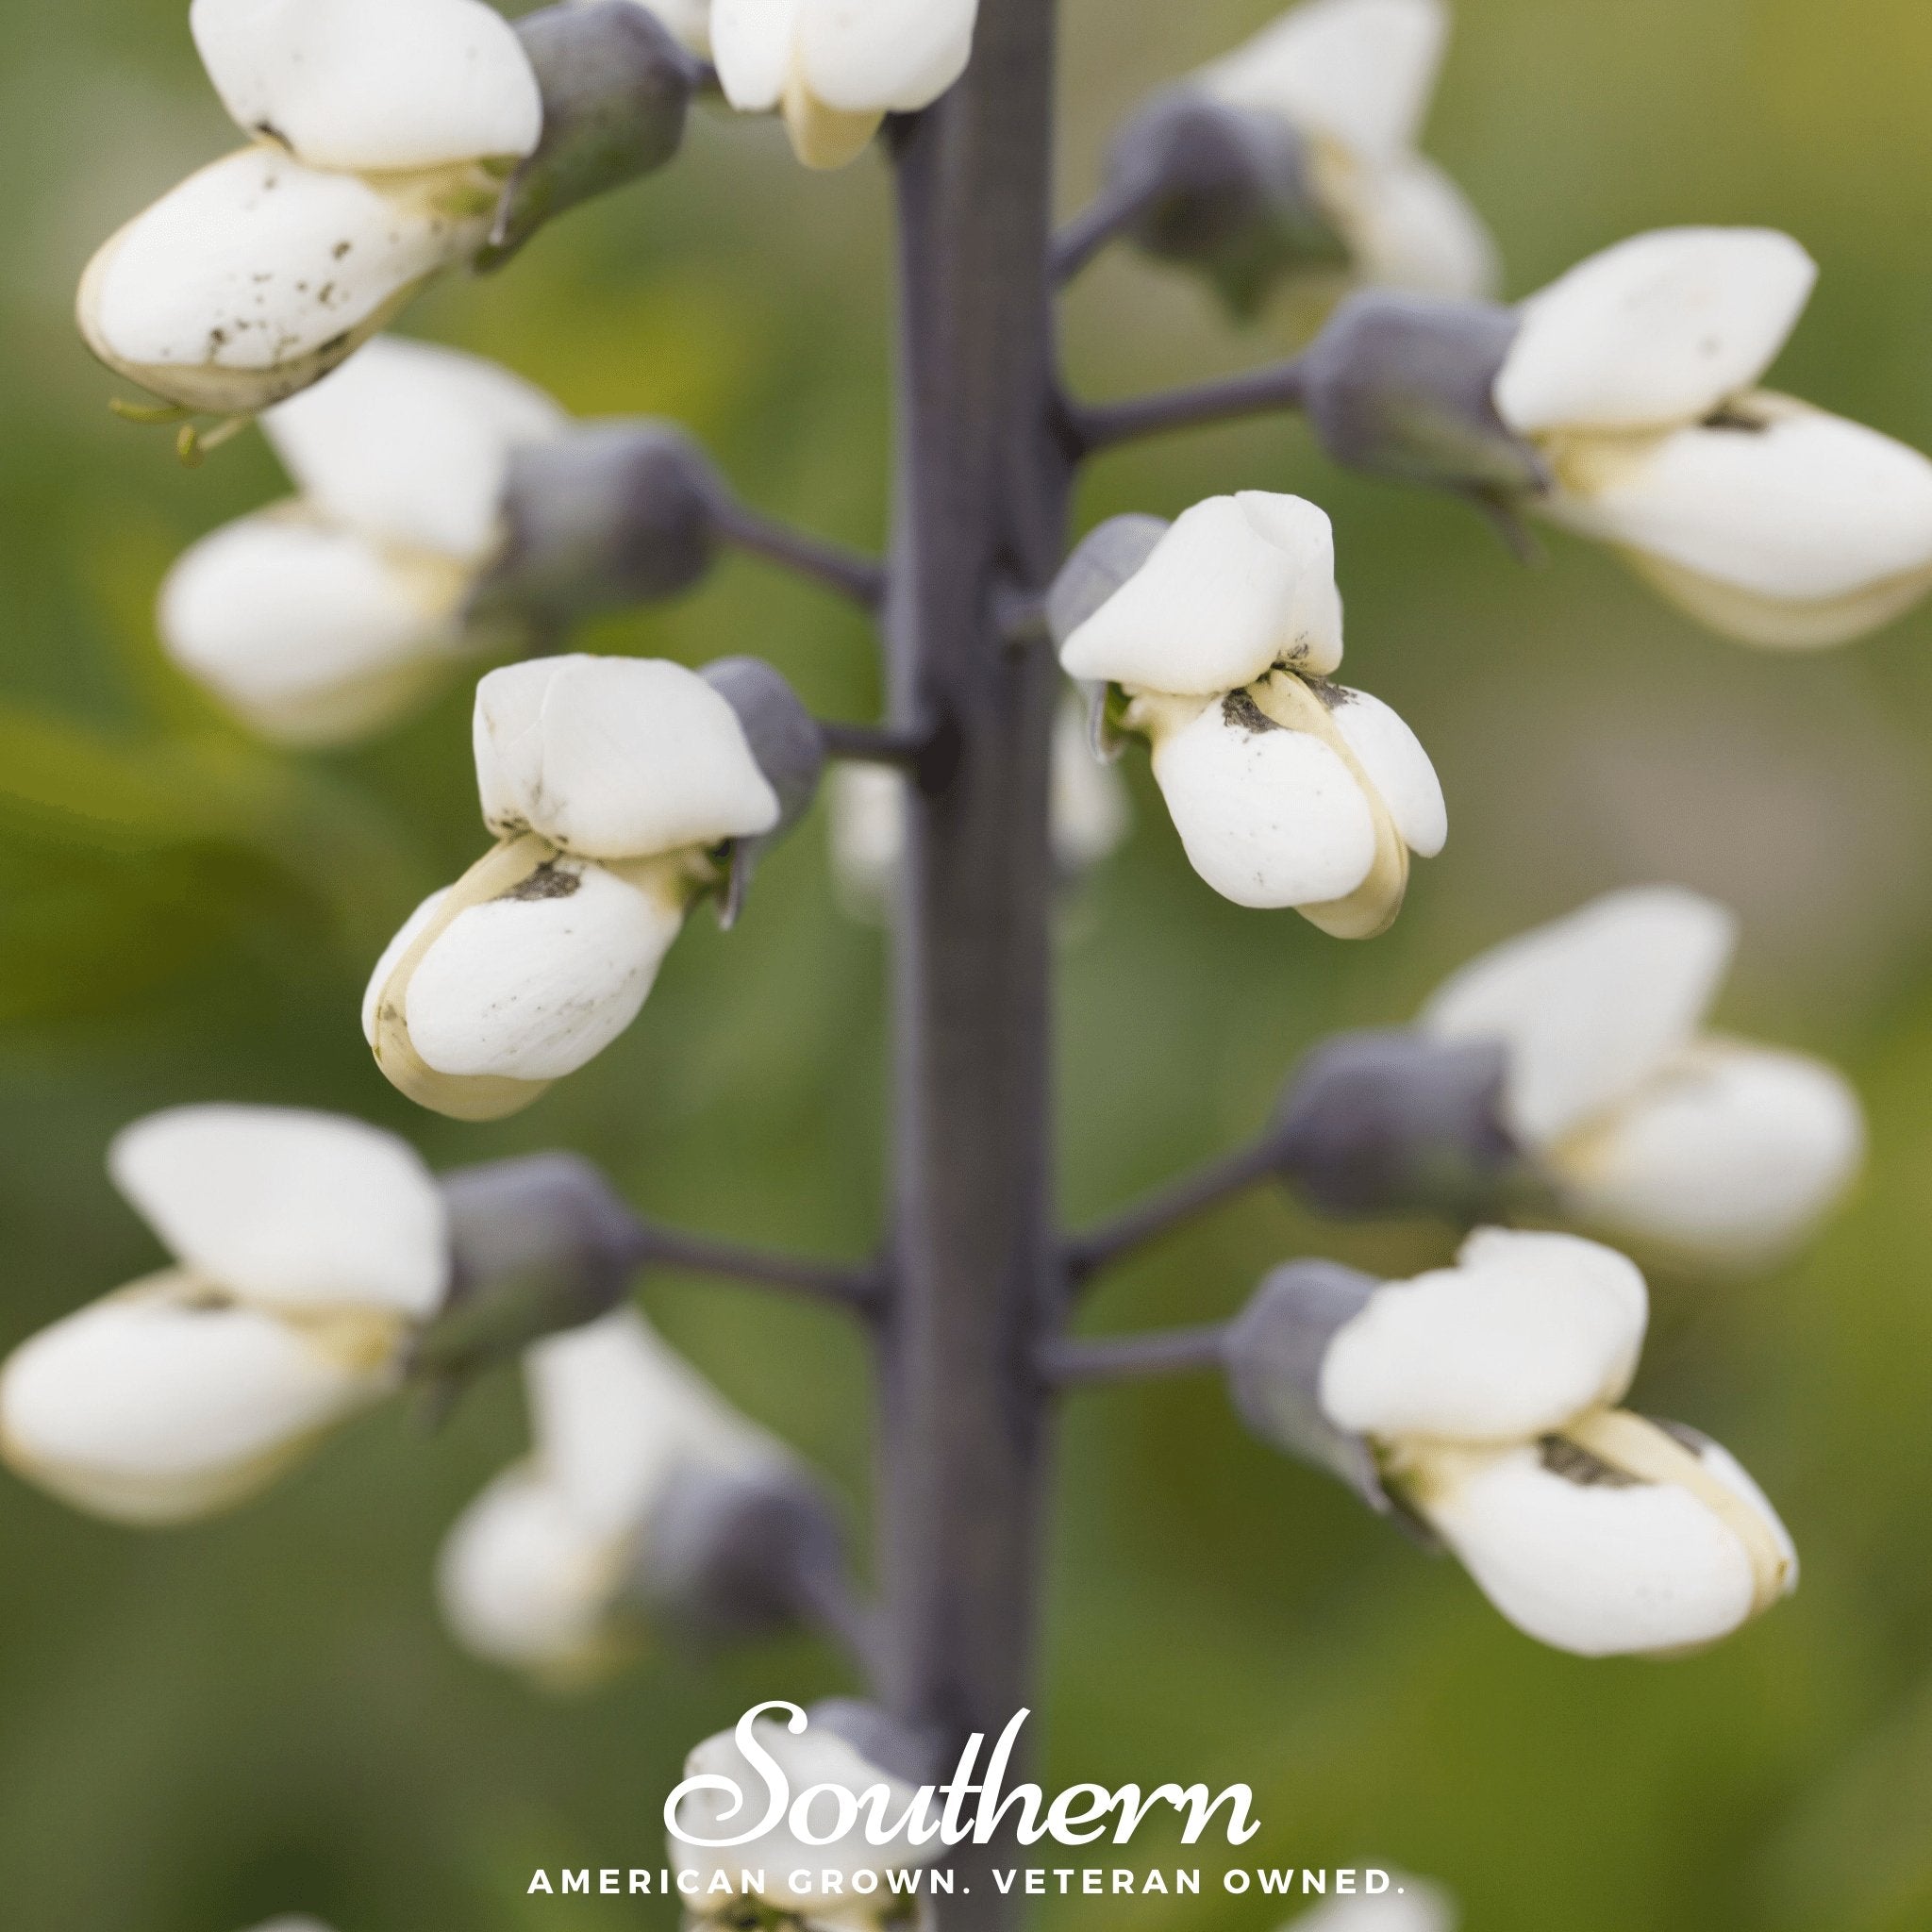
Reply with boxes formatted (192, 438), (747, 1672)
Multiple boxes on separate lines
(1494, 227), (1932, 647)
(1423, 887), (1865, 1268)
(1299, 1226), (1796, 1656)
(829, 691), (1129, 918)
(0, 1107), (447, 1525)
(160, 335), (567, 744)
(364, 653), (785, 1123)
(440, 1307), (797, 1687)
(79, 0), (546, 414)
(673, 1708), (942, 1927)
(1058, 491), (1445, 936)
(1192, 0), (1496, 304)
(713, 0), (983, 170)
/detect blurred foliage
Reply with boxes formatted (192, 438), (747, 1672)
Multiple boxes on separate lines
(3, 2), (1932, 1930)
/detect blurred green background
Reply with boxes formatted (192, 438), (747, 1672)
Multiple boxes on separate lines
(5, 2), (1932, 1927)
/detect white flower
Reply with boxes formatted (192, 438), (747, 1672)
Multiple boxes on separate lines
(0, 1108), (445, 1525)
(159, 338), (567, 744)
(1493, 228), (1932, 646)
(1199, 0), (1496, 300)
(1287, 1875), (1457, 1932)
(367, 658), (778, 1120)
(439, 1308), (789, 1685)
(829, 694), (1128, 917)
(673, 1708), (941, 1925)
(1422, 888), (1864, 1266)
(1059, 494), (1442, 937)
(79, 0), (541, 412)
(713, 0), (980, 170)
(1404, 1413), (1797, 1658)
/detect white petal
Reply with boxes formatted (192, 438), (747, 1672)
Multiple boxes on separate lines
(1290, 1882), (1458, 1932)
(674, 1715), (939, 1906)
(159, 508), (466, 745)
(363, 888), (452, 1044)
(191, 0), (542, 172)
(1322, 1227), (1646, 1442)
(1496, 227), (1817, 435)
(110, 1107), (447, 1315)
(1049, 692), (1131, 874)
(1543, 394), (1932, 614)
(828, 762), (906, 918)
(1201, 0), (1448, 162)
(713, 0), (803, 110)
(1408, 1432), (1772, 1657)
(796, 0), (979, 113)
(526, 1309), (778, 1536)
(475, 656), (781, 860)
(264, 336), (568, 560)
(1150, 692), (1377, 910)
(1326, 686), (1445, 856)
(1343, 151), (1499, 301)
(405, 857), (687, 1080)
(1421, 887), (1738, 1147)
(78, 146), (491, 415)
(0, 1281), (391, 1525)
(1556, 1040), (1865, 1267)
(1059, 493), (1341, 696)
(437, 1463), (629, 1676)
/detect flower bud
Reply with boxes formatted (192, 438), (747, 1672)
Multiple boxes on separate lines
(482, 2), (703, 270)
(701, 655), (827, 924)
(672, 1702), (944, 1920)
(0, 1107), (447, 1524)
(1401, 1412), (1797, 1657)
(1272, 1027), (1516, 1218)
(470, 422), (724, 626)
(713, 0), (981, 171)
(1301, 291), (1544, 493)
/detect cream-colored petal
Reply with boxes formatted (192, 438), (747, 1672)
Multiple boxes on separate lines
(1325, 685), (1445, 856)
(1421, 887), (1737, 1148)
(1342, 150), (1499, 300)
(159, 507), (467, 745)
(1554, 1039), (1864, 1268)
(109, 1107), (447, 1315)
(1496, 227), (1817, 435)
(78, 145), (493, 415)
(192, 0), (542, 172)
(475, 656), (781, 860)
(264, 336), (568, 560)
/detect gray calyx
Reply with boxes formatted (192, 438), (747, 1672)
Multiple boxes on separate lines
(1049, 514), (1168, 762)
(701, 657), (825, 928)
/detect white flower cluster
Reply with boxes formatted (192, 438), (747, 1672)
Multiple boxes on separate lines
(364, 654), (782, 1121)
(1198, 0), (1495, 301)
(440, 1307), (796, 1686)
(1316, 1227), (1795, 1657)
(1424, 888), (1864, 1268)
(1059, 493), (1443, 936)
(0, 1108), (446, 1524)
(1496, 228), (1932, 646)
(161, 336), (566, 743)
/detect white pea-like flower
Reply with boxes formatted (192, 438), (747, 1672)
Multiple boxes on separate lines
(674, 1708), (941, 1924)
(1301, 1226), (1796, 1657)
(1199, 0), (1496, 301)
(713, 0), (980, 170)
(365, 655), (783, 1121)
(1287, 1876), (1457, 1932)
(1422, 887), (1865, 1267)
(78, 0), (542, 413)
(1058, 493), (1443, 938)
(0, 1108), (446, 1526)
(829, 693), (1129, 918)
(1492, 227), (1932, 646)
(439, 1308), (792, 1685)
(159, 337), (568, 744)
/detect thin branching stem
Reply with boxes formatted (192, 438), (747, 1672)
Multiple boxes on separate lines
(1067, 1133), (1288, 1287)
(819, 719), (941, 769)
(629, 1218), (884, 1316)
(1050, 175), (1159, 284)
(1072, 357), (1310, 456)
(1039, 1324), (1232, 1389)
(710, 497), (889, 610)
